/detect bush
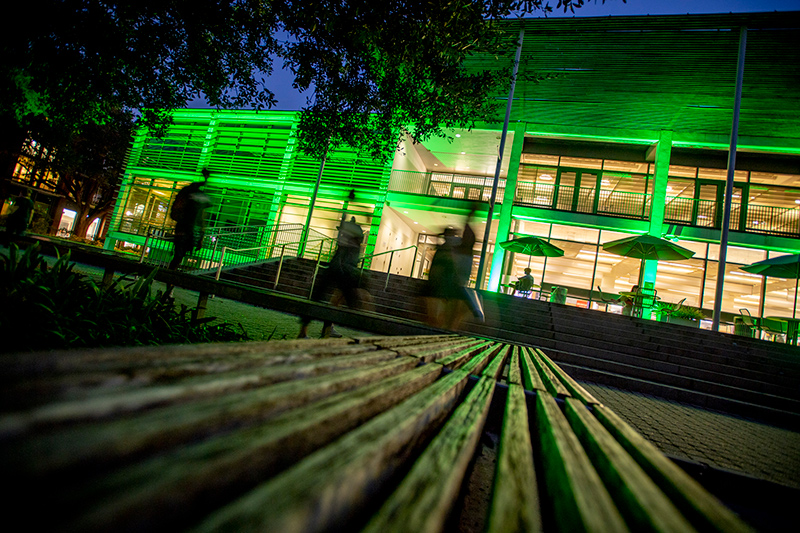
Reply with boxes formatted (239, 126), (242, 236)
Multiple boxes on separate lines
(0, 243), (250, 353)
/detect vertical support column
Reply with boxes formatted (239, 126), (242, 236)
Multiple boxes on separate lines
(642, 129), (673, 289)
(488, 121), (527, 291)
(713, 26), (747, 332)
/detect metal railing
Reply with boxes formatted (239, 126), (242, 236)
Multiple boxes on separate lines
(359, 245), (419, 290)
(389, 169), (505, 203)
(664, 197), (799, 237)
(515, 182), (651, 220)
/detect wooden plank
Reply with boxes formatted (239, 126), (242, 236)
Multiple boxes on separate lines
(528, 347), (570, 398)
(518, 347), (547, 394)
(486, 383), (542, 533)
(564, 399), (697, 532)
(362, 375), (496, 533)
(594, 405), (754, 533)
(60, 363), (445, 533)
(0, 350), (405, 435)
(535, 393), (629, 533)
(507, 346), (523, 386)
(451, 343), (502, 375)
(480, 344), (512, 381)
(356, 334), (459, 348)
(0, 337), (361, 381)
(191, 369), (473, 533)
(431, 341), (495, 368)
(1, 357), (420, 478)
(395, 338), (490, 364)
(537, 350), (602, 406)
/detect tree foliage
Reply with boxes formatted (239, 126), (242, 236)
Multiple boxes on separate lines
(2, 0), (589, 162)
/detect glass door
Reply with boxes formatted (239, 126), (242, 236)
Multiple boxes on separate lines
(555, 169), (598, 214)
(694, 181), (746, 229)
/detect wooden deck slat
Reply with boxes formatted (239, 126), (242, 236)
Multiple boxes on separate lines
(362, 375), (496, 533)
(593, 404), (754, 533)
(62, 363), (445, 533)
(564, 398), (697, 532)
(393, 338), (490, 363)
(535, 393), (629, 532)
(433, 341), (496, 369)
(486, 383), (542, 533)
(1, 357), (419, 477)
(191, 369), (472, 533)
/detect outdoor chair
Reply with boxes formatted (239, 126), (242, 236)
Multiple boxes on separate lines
(761, 317), (788, 343)
(739, 309), (764, 339)
(632, 284), (658, 318)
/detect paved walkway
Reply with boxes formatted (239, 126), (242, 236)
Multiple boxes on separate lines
(39, 259), (800, 491)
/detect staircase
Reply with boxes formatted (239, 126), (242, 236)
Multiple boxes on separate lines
(214, 257), (800, 428)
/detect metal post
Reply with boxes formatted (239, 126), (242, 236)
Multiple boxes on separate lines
(712, 26), (747, 332)
(385, 250), (395, 291)
(299, 145), (328, 258)
(476, 29), (524, 289)
(215, 247), (228, 281)
(274, 244), (286, 289)
(139, 227), (151, 264)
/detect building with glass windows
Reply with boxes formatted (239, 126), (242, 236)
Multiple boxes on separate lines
(106, 11), (800, 326)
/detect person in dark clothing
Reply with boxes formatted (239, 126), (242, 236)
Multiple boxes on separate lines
(4, 191), (34, 238)
(169, 169), (211, 271)
(421, 206), (482, 330)
(298, 215), (367, 338)
(512, 268), (535, 296)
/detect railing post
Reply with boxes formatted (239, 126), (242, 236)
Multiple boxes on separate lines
(215, 247), (228, 281)
(385, 251), (394, 291)
(139, 227), (151, 264)
(274, 244), (287, 290)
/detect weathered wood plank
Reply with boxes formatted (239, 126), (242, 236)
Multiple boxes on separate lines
(191, 369), (472, 533)
(480, 344), (511, 381)
(1, 357), (419, 478)
(537, 350), (601, 406)
(519, 347), (547, 393)
(528, 347), (570, 398)
(564, 399), (697, 533)
(362, 375), (496, 533)
(0, 350), (405, 433)
(356, 334), (459, 348)
(430, 341), (496, 369)
(60, 364), (445, 533)
(535, 393), (629, 533)
(507, 346), (523, 386)
(594, 404), (754, 533)
(393, 338), (490, 363)
(447, 343), (503, 375)
(486, 383), (542, 533)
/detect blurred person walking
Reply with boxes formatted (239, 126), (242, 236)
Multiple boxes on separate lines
(169, 169), (212, 271)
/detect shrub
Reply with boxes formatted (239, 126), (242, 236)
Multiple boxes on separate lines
(0, 243), (250, 353)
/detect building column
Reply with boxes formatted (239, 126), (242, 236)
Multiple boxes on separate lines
(642, 129), (673, 288)
(487, 121), (527, 291)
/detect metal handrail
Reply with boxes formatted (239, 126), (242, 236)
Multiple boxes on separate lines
(359, 245), (419, 291)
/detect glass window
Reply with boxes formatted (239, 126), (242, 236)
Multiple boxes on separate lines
(560, 156), (603, 170)
(750, 171), (800, 188)
(521, 153), (559, 166)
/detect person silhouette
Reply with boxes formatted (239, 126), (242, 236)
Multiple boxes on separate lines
(169, 169), (211, 271)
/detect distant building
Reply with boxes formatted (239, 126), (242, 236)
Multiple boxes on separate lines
(106, 11), (800, 323)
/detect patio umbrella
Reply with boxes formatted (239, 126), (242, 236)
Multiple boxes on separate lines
(740, 254), (800, 318)
(500, 236), (564, 267)
(602, 234), (695, 287)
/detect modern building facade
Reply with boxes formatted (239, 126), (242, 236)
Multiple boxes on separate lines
(106, 11), (800, 326)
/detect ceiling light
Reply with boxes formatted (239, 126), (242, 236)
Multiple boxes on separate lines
(434, 163), (438, 166)
(461, 152), (466, 155)
(403, 211), (408, 214)
(540, 174), (552, 180)
(414, 221), (418, 224)
(455, 134), (461, 138)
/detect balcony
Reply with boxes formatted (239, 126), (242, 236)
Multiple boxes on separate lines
(389, 170), (505, 203)
(515, 182), (651, 220)
(665, 197), (800, 237)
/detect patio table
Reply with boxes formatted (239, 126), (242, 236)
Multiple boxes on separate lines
(767, 316), (800, 346)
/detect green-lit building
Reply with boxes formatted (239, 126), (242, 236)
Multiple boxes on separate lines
(106, 11), (800, 326)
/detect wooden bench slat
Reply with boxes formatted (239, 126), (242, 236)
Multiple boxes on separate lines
(528, 348), (571, 398)
(433, 341), (496, 369)
(537, 349), (602, 406)
(362, 375), (496, 533)
(507, 347), (523, 386)
(1, 350), (405, 429)
(564, 398), (697, 532)
(1, 357), (419, 477)
(191, 369), (473, 533)
(593, 404), (754, 533)
(393, 339), (490, 363)
(486, 383), (542, 533)
(519, 347), (547, 392)
(480, 344), (511, 380)
(535, 393), (629, 532)
(63, 364), (445, 533)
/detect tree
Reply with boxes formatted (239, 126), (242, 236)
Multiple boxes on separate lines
(2, 1), (588, 165)
(48, 110), (134, 240)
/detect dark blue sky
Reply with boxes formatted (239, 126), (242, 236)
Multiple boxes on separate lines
(189, 0), (799, 111)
